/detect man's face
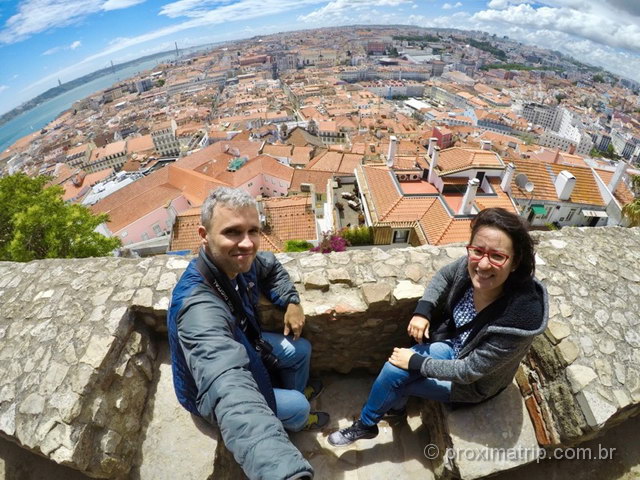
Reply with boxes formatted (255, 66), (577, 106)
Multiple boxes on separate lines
(198, 204), (260, 279)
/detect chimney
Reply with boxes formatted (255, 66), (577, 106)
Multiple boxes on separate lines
(386, 135), (398, 168)
(500, 163), (516, 193)
(427, 137), (438, 157)
(555, 170), (576, 201)
(256, 196), (266, 227)
(607, 160), (628, 192)
(428, 146), (440, 184)
(481, 140), (492, 151)
(458, 178), (480, 215)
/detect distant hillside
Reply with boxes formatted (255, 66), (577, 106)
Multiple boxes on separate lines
(0, 50), (174, 127)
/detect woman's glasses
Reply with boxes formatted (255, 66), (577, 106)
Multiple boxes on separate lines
(466, 245), (510, 267)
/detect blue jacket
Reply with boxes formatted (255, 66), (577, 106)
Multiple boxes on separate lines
(167, 249), (311, 480)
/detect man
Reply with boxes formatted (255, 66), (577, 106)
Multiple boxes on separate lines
(167, 187), (328, 480)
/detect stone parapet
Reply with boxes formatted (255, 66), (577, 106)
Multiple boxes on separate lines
(0, 227), (638, 479)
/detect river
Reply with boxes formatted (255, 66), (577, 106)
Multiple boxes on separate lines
(0, 53), (176, 154)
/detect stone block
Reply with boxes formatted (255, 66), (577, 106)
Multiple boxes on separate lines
(393, 280), (424, 302)
(557, 339), (580, 366)
(326, 268), (352, 285)
(546, 319), (571, 344)
(361, 283), (392, 307)
(440, 382), (540, 479)
(575, 390), (618, 427)
(566, 364), (597, 393)
(303, 270), (330, 291)
(133, 343), (218, 480)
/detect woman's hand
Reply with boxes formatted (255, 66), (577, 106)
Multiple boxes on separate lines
(407, 315), (430, 344)
(389, 347), (414, 370)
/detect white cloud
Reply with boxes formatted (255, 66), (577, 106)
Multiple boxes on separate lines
(473, 3), (640, 54)
(0, 85), (8, 94)
(102, 0), (146, 10)
(298, 0), (410, 24)
(442, 2), (461, 9)
(42, 39), (82, 55)
(487, 0), (531, 9)
(0, 0), (146, 44)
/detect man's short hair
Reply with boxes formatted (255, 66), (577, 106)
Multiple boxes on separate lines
(201, 187), (258, 230)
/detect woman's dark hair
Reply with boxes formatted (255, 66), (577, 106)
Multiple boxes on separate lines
(469, 207), (536, 283)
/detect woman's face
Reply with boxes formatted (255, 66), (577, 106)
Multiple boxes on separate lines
(467, 226), (516, 297)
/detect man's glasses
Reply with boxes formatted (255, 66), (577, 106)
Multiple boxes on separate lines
(466, 245), (510, 267)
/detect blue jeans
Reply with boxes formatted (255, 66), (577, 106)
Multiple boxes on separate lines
(263, 332), (311, 432)
(360, 341), (455, 426)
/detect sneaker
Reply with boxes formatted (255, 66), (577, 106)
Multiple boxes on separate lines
(303, 411), (330, 430)
(304, 378), (324, 402)
(327, 419), (379, 446)
(383, 407), (407, 421)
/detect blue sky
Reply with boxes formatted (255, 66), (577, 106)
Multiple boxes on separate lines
(1, 0), (640, 115)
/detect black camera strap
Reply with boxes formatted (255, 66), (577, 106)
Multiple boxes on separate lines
(195, 250), (262, 345)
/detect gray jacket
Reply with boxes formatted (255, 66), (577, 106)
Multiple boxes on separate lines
(171, 250), (313, 480)
(413, 256), (548, 403)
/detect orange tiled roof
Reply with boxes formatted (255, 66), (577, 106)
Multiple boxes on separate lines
(361, 165), (402, 221)
(127, 135), (155, 154)
(595, 168), (635, 206)
(169, 210), (201, 253)
(215, 155), (294, 187)
(262, 144), (294, 158)
(289, 169), (333, 192)
(259, 232), (282, 253)
(474, 178), (518, 213)
(91, 140), (126, 161)
(263, 195), (318, 244)
(435, 148), (504, 175)
(62, 168), (113, 202)
(392, 155), (428, 170)
(510, 158), (606, 206)
(383, 196), (438, 223)
(101, 183), (183, 233)
(306, 151), (364, 175)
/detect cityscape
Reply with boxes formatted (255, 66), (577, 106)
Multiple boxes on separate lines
(1, 4), (640, 478)
(1, 23), (639, 258)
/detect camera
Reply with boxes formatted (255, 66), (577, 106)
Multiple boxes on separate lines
(255, 337), (279, 371)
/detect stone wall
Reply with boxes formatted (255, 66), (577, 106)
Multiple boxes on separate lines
(0, 227), (638, 479)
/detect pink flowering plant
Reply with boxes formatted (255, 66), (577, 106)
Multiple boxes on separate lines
(310, 232), (350, 253)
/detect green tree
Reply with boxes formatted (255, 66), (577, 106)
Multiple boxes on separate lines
(0, 173), (121, 262)
(622, 199), (640, 227)
(629, 174), (640, 196)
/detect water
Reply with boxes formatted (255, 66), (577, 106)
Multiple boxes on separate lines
(0, 53), (176, 154)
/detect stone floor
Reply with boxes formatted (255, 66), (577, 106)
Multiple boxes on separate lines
(2, 354), (639, 480)
(290, 374), (435, 480)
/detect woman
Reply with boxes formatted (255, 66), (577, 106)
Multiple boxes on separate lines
(328, 208), (548, 446)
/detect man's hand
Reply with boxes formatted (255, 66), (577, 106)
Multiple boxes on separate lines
(407, 315), (430, 344)
(284, 303), (305, 340)
(389, 347), (413, 370)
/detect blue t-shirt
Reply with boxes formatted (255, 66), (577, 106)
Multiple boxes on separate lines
(451, 287), (477, 358)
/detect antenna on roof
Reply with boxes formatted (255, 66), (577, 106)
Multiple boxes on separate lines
(515, 173), (534, 193)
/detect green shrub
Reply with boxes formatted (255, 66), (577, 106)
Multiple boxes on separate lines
(284, 239), (313, 252)
(340, 226), (372, 246)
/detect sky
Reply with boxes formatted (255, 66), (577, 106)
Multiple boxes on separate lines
(1, 0), (640, 115)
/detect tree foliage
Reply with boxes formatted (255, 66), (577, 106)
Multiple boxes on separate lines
(623, 175), (640, 227)
(0, 173), (121, 262)
(622, 199), (640, 227)
(283, 239), (313, 252)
